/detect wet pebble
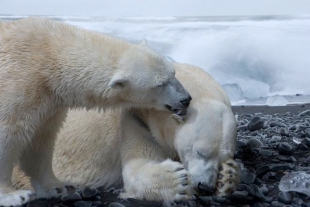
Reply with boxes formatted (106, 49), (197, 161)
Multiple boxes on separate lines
(278, 142), (293, 155)
(247, 138), (264, 148)
(242, 172), (256, 184)
(247, 117), (264, 131)
(305, 128), (310, 137)
(74, 201), (92, 207)
(259, 149), (273, 157)
(61, 192), (82, 201)
(269, 135), (282, 143)
(108, 202), (126, 207)
(278, 191), (292, 204)
(82, 187), (99, 198)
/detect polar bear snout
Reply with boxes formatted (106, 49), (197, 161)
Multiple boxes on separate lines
(180, 96), (192, 108)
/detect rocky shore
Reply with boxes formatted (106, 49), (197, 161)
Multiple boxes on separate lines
(25, 104), (310, 207)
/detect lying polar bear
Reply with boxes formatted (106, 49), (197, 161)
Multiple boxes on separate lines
(13, 62), (240, 201)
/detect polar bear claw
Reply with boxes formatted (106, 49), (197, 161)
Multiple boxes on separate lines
(216, 158), (241, 195)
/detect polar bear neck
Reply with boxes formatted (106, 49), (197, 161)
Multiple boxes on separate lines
(20, 18), (133, 109)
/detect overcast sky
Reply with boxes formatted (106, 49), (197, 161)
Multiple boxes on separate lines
(1, 0), (310, 16)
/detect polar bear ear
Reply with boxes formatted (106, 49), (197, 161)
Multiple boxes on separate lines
(108, 73), (127, 89)
(140, 38), (148, 46)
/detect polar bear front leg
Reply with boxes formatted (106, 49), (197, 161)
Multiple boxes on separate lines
(121, 159), (192, 201)
(0, 141), (35, 206)
(19, 111), (76, 200)
(19, 133), (76, 199)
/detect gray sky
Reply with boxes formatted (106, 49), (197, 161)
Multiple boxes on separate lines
(1, 0), (310, 16)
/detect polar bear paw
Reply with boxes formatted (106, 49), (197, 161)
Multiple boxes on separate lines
(34, 182), (76, 200)
(0, 190), (35, 206)
(215, 158), (241, 195)
(121, 159), (193, 202)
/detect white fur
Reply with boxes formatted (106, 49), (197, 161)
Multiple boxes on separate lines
(13, 63), (240, 202)
(0, 17), (190, 206)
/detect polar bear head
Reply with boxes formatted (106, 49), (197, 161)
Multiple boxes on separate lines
(108, 40), (192, 113)
(174, 103), (237, 195)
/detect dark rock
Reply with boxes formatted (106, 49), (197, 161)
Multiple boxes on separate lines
(277, 155), (296, 162)
(298, 109), (310, 117)
(199, 196), (212, 204)
(305, 128), (310, 137)
(247, 138), (264, 148)
(236, 140), (247, 148)
(109, 202), (126, 207)
(259, 149), (273, 157)
(256, 166), (271, 177)
(82, 187), (99, 198)
(61, 192), (82, 201)
(278, 142), (293, 155)
(278, 191), (292, 204)
(229, 190), (253, 204)
(297, 143), (309, 150)
(297, 125), (310, 132)
(269, 135), (282, 143)
(238, 125), (248, 131)
(74, 201), (92, 207)
(271, 201), (285, 207)
(279, 128), (290, 136)
(270, 121), (286, 127)
(109, 202), (125, 207)
(242, 172), (256, 184)
(247, 117), (264, 131)
(301, 137), (310, 147)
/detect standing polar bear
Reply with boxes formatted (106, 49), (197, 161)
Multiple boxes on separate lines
(14, 62), (241, 202)
(0, 17), (191, 206)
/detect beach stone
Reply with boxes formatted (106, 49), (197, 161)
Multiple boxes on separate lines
(199, 196), (212, 204)
(301, 137), (310, 147)
(298, 109), (310, 117)
(277, 156), (296, 162)
(61, 192), (82, 201)
(278, 191), (292, 204)
(279, 171), (310, 197)
(289, 125), (297, 131)
(297, 143), (309, 150)
(238, 125), (248, 131)
(278, 142), (293, 155)
(256, 166), (271, 177)
(269, 135), (282, 143)
(247, 138), (264, 148)
(279, 128), (289, 136)
(108, 202), (125, 207)
(259, 149), (273, 157)
(242, 172), (256, 184)
(74, 201), (92, 207)
(305, 128), (310, 137)
(270, 121), (286, 127)
(297, 125), (310, 132)
(82, 187), (99, 198)
(236, 140), (247, 148)
(260, 185), (269, 195)
(271, 201), (286, 207)
(247, 117), (264, 131)
(230, 190), (253, 204)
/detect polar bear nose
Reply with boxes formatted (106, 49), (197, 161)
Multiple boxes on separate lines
(180, 96), (192, 108)
(197, 182), (215, 195)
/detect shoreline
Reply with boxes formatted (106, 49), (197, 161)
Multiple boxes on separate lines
(232, 103), (310, 115)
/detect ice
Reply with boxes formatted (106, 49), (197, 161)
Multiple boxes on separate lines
(222, 83), (245, 104)
(266, 95), (289, 106)
(279, 171), (310, 196)
(3, 15), (310, 106)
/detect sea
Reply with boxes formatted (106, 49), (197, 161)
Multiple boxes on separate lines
(1, 15), (310, 106)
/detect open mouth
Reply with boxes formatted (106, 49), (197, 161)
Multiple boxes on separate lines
(165, 105), (187, 116)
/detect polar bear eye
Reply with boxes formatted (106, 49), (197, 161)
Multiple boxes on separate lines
(157, 82), (167, 87)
